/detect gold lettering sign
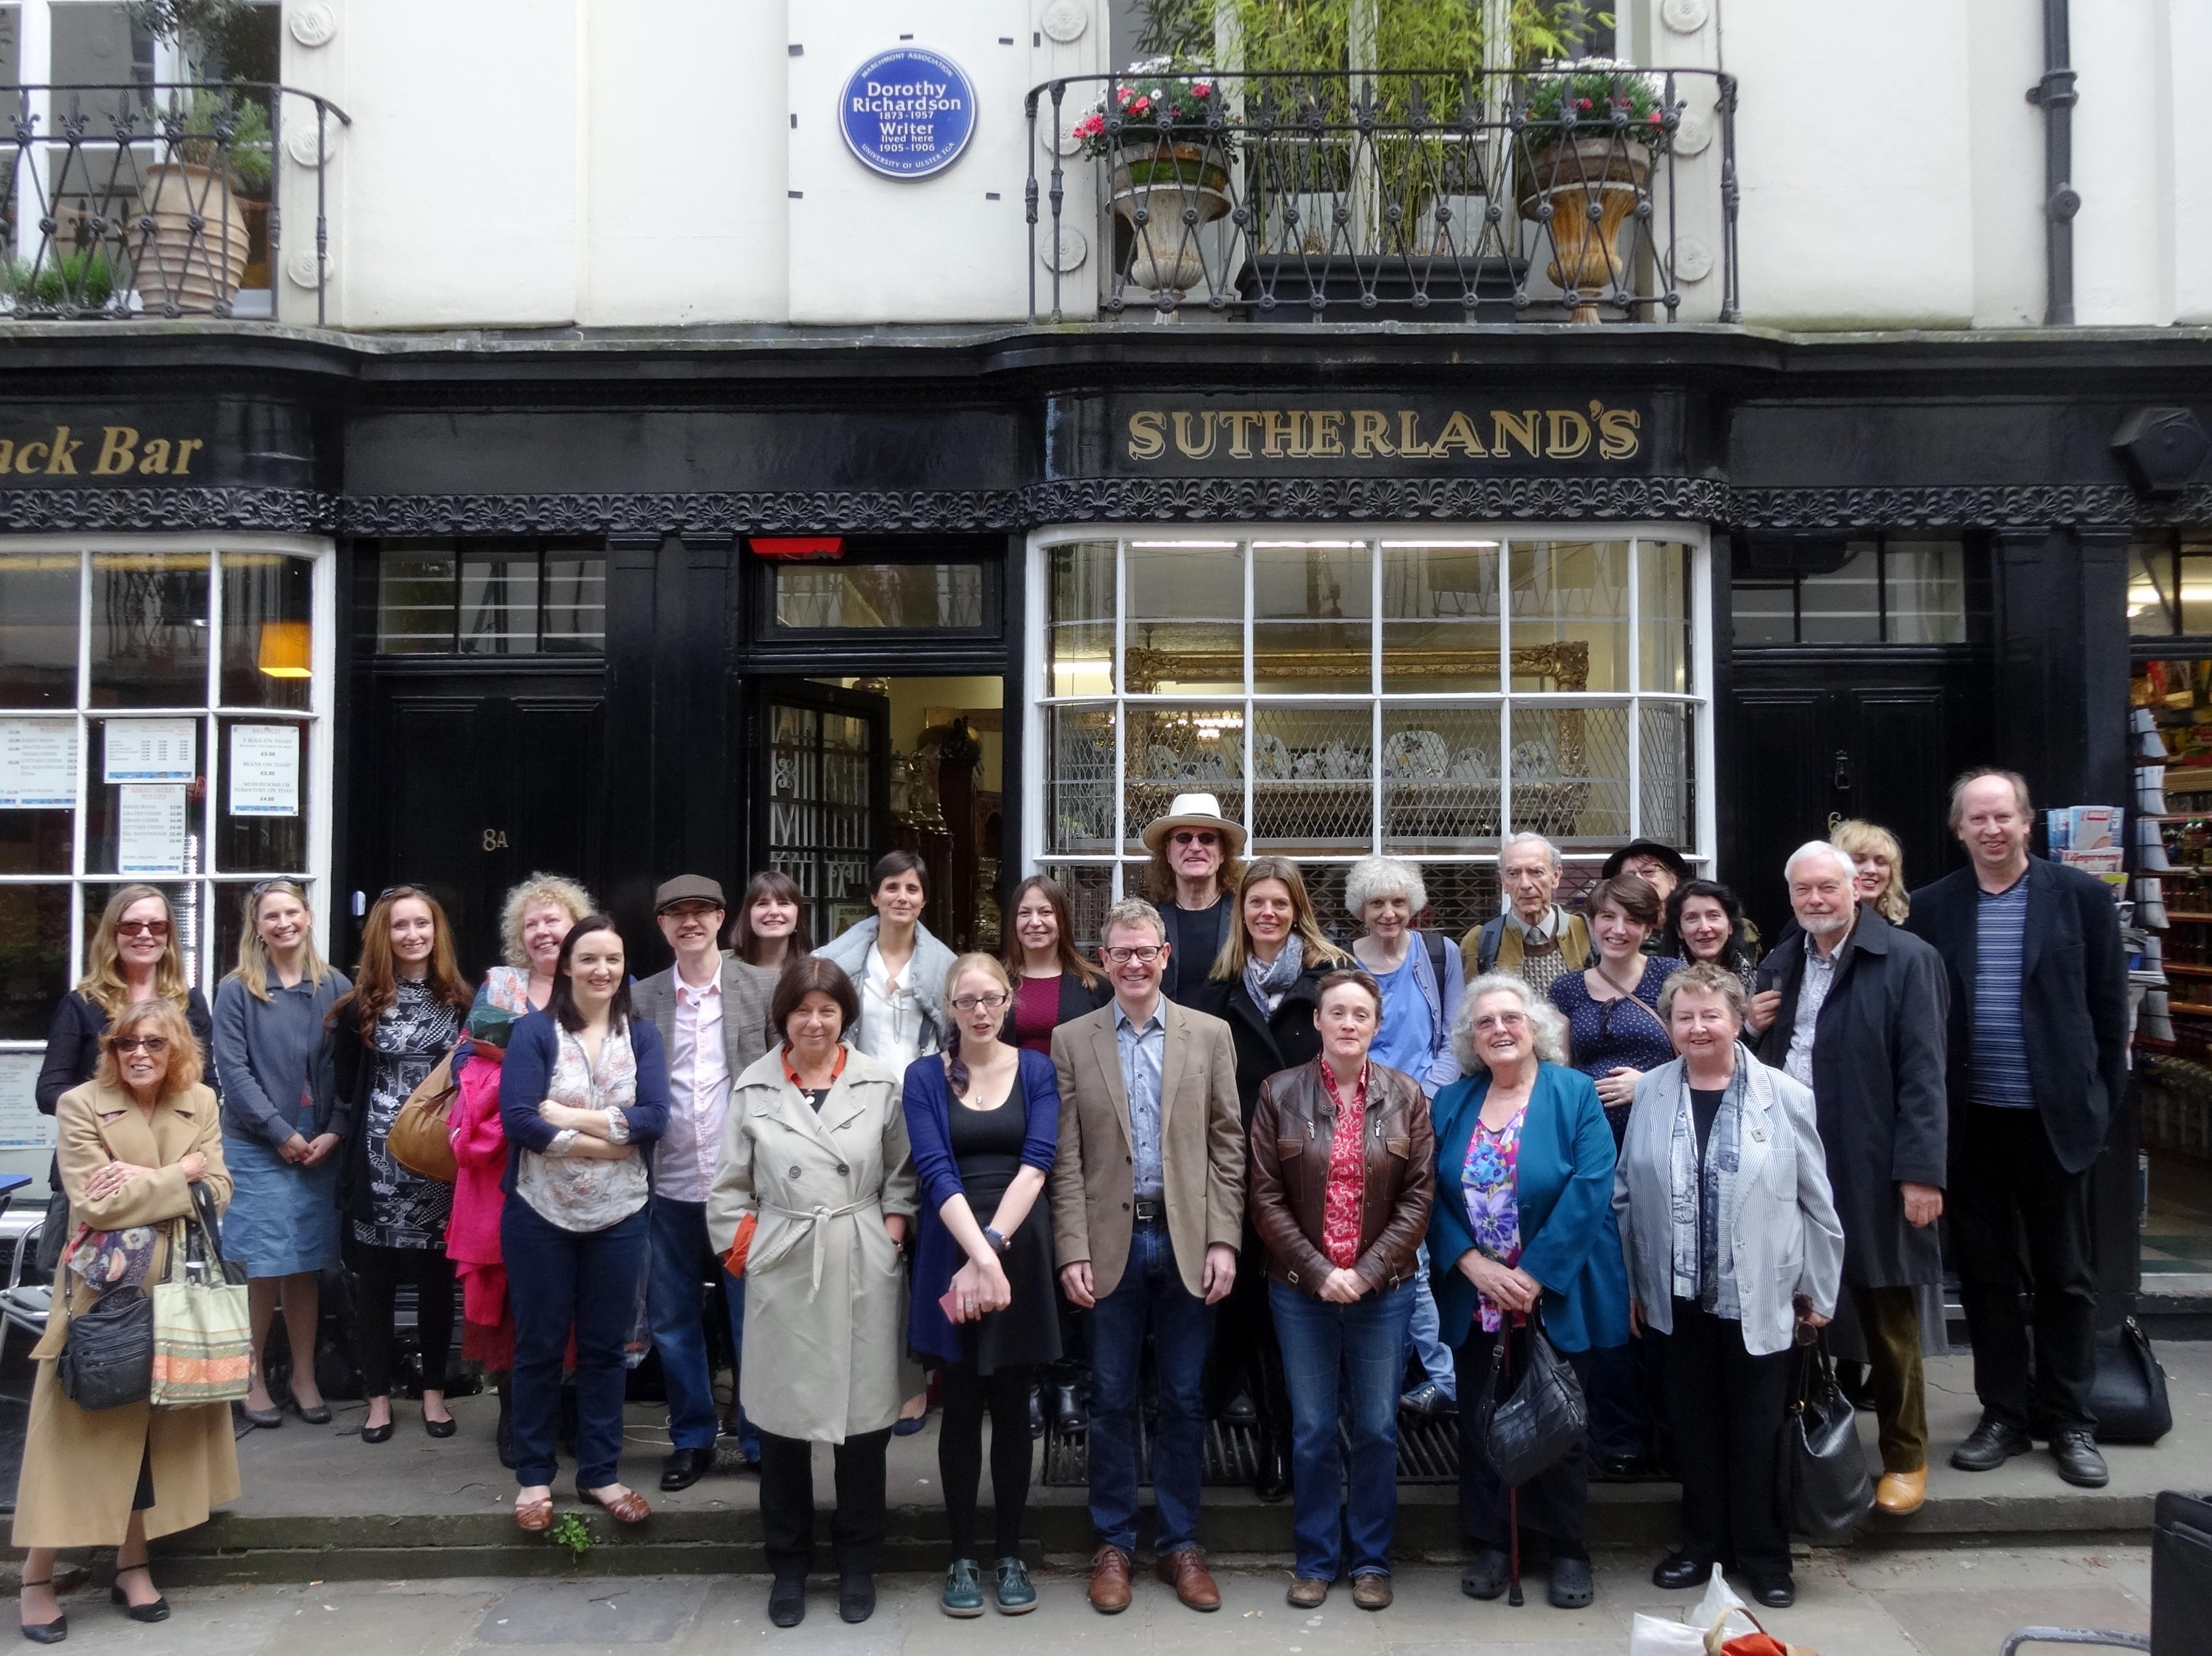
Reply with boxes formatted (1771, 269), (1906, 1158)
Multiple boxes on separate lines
(0, 424), (206, 479)
(1125, 402), (1642, 464)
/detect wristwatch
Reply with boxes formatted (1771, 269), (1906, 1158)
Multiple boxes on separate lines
(983, 1226), (1010, 1255)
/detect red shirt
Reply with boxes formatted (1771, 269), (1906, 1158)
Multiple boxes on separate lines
(1318, 1060), (1370, 1270)
(1013, 975), (1061, 1055)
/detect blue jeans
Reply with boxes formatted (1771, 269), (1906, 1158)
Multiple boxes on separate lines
(1408, 1242), (1456, 1392)
(646, 1193), (757, 1456)
(504, 1198), (649, 1490)
(1271, 1280), (1416, 1580)
(1088, 1217), (1213, 1555)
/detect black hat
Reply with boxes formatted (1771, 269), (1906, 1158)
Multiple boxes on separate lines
(1600, 839), (1690, 882)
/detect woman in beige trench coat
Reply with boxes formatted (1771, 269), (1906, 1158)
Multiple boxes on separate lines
(709, 957), (918, 1631)
(15, 998), (239, 1640)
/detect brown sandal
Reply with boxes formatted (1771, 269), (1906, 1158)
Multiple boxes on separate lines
(579, 1484), (652, 1525)
(515, 1495), (555, 1532)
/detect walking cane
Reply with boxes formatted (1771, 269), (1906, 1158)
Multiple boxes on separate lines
(1505, 1310), (1524, 1607)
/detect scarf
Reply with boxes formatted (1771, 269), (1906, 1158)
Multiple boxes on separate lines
(1666, 1050), (1749, 1320)
(1244, 933), (1305, 1015)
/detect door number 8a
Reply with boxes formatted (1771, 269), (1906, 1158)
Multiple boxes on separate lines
(482, 829), (509, 851)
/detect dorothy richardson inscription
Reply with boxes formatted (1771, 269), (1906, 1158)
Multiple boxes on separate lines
(1125, 402), (1645, 463)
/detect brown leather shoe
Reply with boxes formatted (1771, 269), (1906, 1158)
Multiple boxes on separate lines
(1286, 1577), (1329, 1608)
(1088, 1546), (1133, 1614)
(1874, 1467), (1928, 1515)
(1157, 1548), (1221, 1611)
(1352, 1574), (1393, 1610)
(514, 1495), (554, 1533)
(580, 1484), (652, 1525)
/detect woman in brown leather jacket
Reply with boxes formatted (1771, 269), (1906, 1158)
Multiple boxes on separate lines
(1247, 969), (1435, 1612)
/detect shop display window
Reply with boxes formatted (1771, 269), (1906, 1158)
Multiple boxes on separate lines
(1030, 527), (1706, 946)
(0, 540), (332, 1059)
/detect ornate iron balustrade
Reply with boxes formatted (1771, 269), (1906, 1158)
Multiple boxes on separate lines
(1024, 66), (1737, 325)
(0, 82), (350, 325)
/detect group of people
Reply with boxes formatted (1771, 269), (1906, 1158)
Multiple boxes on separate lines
(8, 761), (2127, 1636)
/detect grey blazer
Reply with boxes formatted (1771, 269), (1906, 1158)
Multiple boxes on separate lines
(1612, 1048), (1845, 1357)
(632, 954), (779, 1090)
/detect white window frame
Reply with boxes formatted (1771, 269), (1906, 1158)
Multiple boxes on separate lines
(1022, 520), (1715, 896)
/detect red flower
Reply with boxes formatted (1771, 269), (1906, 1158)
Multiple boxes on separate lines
(1132, 95), (1152, 113)
(1194, 81), (1212, 96)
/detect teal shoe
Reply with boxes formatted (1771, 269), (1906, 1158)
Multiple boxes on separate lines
(942, 1559), (986, 1618)
(994, 1556), (1038, 1614)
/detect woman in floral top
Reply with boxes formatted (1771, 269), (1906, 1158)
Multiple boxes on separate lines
(1427, 973), (1627, 1613)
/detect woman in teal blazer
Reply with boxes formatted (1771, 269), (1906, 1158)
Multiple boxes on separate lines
(1427, 972), (1627, 1611)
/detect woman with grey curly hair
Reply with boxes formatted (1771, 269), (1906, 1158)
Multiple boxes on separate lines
(1425, 972), (1627, 1610)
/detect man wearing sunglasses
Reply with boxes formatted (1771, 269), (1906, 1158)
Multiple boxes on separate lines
(1141, 793), (1247, 1006)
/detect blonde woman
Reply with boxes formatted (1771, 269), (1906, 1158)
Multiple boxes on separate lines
(15, 999), (236, 1639)
(1832, 819), (1910, 925)
(211, 880), (349, 1429)
(479, 872), (596, 1016)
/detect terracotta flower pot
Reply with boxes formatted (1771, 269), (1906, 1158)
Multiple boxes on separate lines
(131, 162), (250, 316)
(1110, 140), (1231, 312)
(1517, 137), (1653, 325)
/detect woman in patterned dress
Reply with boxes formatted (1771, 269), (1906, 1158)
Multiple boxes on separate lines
(333, 887), (474, 1442)
(1427, 973), (1627, 1612)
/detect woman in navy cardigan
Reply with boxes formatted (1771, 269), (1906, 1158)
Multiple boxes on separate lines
(496, 915), (669, 1533)
(902, 953), (1058, 1618)
(1428, 971), (1627, 1612)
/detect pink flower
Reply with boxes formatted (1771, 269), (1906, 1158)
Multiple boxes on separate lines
(1648, 110), (1663, 123)
(1132, 95), (1152, 113)
(1194, 81), (1212, 96)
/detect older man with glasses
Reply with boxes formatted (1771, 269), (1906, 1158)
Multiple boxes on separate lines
(1462, 832), (1593, 997)
(1142, 793), (1247, 1006)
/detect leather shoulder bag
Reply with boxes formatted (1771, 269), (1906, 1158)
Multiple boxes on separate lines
(1776, 1331), (1873, 1541)
(1474, 1307), (1587, 1487)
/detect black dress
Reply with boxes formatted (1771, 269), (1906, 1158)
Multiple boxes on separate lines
(946, 1080), (1061, 1373)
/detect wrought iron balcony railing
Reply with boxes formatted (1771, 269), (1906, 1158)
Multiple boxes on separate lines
(0, 82), (349, 325)
(1025, 65), (1736, 326)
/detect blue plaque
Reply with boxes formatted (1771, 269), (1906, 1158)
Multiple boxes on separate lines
(839, 48), (978, 179)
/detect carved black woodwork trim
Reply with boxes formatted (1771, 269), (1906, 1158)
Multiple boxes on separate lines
(0, 487), (334, 533)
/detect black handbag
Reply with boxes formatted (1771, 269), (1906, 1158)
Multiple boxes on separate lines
(1777, 1333), (1873, 1541)
(1474, 1310), (1587, 1487)
(55, 1280), (154, 1412)
(2154, 1490), (2212, 1641)
(2088, 1316), (2172, 1444)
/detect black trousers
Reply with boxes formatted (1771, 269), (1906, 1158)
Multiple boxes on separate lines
(347, 1239), (455, 1400)
(757, 1427), (891, 1579)
(939, 1360), (1035, 1562)
(1204, 1233), (1289, 1435)
(1453, 1323), (1590, 1562)
(1950, 1103), (2097, 1434)
(1660, 1300), (1794, 1577)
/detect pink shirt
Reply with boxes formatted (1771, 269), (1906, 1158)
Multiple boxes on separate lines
(658, 971), (730, 1203)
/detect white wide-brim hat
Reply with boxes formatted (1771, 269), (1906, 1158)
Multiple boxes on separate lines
(1141, 791), (1249, 857)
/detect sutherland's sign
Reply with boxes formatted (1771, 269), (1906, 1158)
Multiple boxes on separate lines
(1125, 402), (1646, 463)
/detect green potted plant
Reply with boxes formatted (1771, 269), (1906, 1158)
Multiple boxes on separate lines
(1515, 57), (1669, 322)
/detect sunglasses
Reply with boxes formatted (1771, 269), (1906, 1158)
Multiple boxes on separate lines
(111, 1036), (170, 1055)
(115, 920), (170, 938)
(1170, 830), (1220, 847)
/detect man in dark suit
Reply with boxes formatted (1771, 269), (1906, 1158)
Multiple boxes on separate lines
(1905, 768), (2128, 1489)
(632, 875), (778, 1490)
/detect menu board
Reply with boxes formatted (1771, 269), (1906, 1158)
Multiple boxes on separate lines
(0, 718), (76, 808)
(0, 1053), (52, 1149)
(104, 718), (196, 783)
(118, 783), (188, 875)
(229, 723), (301, 817)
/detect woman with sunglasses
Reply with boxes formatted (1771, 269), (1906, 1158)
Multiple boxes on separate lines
(211, 880), (350, 1429)
(1141, 793), (1247, 1006)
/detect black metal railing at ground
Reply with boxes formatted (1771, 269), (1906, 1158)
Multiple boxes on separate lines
(0, 81), (349, 326)
(1025, 65), (1737, 326)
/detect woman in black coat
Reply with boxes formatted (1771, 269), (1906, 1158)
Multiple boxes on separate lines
(1192, 856), (1352, 1501)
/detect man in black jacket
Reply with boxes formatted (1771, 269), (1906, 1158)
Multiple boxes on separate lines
(1751, 842), (1948, 1516)
(1905, 768), (2128, 1490)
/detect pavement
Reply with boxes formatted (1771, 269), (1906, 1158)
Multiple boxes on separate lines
(7, 1546), (2156, 1656)
(73, 1341), (2212, 1586)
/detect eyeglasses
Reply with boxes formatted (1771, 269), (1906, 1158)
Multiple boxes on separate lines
(1103, 945), (1164, 965)
(661, 903), (722, 921)
(111, 1036), (169, 1055)
(114, 920), (170, 938)
(1471, 1012), (1527, 1033)
(951, 993), (1010, 1012)
(1170, 830), (1219, 848)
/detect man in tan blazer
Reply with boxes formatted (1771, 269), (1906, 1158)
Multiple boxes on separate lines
(1052, 896), (1244, 1615)
(631, 874), (777, 1490)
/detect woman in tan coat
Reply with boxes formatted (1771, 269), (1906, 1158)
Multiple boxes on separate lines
(709, 957), (918, 1632)
(15, 998), (238, 1640)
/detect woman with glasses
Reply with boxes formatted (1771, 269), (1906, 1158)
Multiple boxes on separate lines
(904, 954), (1059, 1617)
(729, 872), (811, 973)
(211, 880), (350, 1429)
(331, 887), (474, 1445)
(1141, 793), (1247, 1005)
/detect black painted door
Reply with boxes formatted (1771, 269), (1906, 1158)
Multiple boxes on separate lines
(748, 679), (891, 946)
(368, 678), (605, 976)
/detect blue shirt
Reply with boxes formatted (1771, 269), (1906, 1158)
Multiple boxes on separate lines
(1115, 999), (1167, 1201)
(1970, 874), (2035, 1108)
(1369, 950), (1434, 1081)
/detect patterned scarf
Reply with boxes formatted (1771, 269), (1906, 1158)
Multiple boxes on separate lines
(1666, 1049), (1748, 1320)
(1244, 932), (1305, 1015)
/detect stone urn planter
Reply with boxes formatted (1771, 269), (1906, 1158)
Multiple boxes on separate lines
(131, 162), (250, 316)
(1516, 136), (1653, 324)
(1110, 140), (1231, 316)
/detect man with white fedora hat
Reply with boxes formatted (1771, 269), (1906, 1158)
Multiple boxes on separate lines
(1141, 792), (1247, 1007)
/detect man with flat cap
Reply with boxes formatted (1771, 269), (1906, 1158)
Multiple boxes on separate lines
(1142, 792), (1247, 1006)
(633, 874), (778, 1490)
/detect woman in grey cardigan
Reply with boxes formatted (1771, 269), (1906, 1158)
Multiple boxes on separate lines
(1613, 962), (1842, 1612)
